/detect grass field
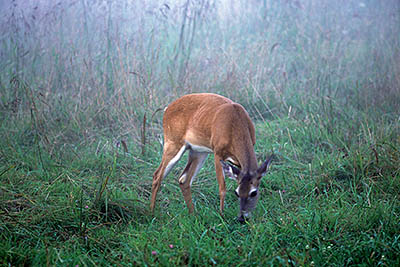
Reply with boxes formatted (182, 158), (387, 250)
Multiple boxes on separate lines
(1, 0), (400, 266)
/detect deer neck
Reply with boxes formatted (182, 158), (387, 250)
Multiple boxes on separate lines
(234, 141), (258, 173)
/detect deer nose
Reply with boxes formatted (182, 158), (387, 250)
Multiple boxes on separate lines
(237, 215), (246, 224)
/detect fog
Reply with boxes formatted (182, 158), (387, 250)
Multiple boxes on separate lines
(0, 0), (399, 121)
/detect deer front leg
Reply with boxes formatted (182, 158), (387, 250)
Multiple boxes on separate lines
(214, 154), (226, 214)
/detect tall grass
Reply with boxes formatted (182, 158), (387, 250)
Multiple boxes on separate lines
(1, 0), (399, 265)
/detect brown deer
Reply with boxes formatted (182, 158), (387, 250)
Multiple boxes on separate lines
(150, 93), (272, 222)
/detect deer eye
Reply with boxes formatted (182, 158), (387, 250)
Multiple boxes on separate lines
(249, 190), (258, 198)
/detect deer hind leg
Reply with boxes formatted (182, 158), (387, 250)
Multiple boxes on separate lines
(178, 150), (208, 213)
(150, 142), (187, 212)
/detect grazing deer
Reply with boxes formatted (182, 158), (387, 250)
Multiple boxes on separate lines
(150, 93), (272, 222)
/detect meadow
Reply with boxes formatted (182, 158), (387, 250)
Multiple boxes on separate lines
(0, 0), (399, 265)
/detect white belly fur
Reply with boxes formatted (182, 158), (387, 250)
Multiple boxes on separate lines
(186, 142), (213, 153)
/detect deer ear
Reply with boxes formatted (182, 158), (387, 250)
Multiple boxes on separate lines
(257, 156), (273, 177)
(220, 160), (241, 180)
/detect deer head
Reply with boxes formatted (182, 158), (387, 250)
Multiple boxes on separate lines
(221, 157), (272, 223)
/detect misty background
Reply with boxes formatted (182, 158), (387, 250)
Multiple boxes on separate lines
(1, 1), (400, 265)
(0, 0), (399, 146)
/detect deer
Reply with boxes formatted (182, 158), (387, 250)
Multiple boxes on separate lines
(150, 93), (272, 222)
